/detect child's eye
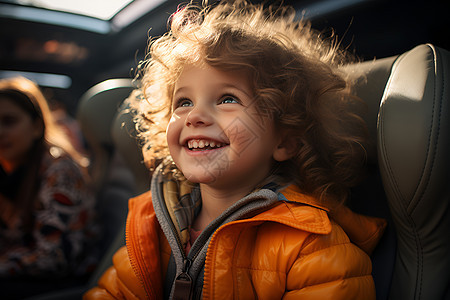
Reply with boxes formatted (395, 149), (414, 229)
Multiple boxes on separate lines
(175, 98), (193, 108)
(220, 95), (240, 104)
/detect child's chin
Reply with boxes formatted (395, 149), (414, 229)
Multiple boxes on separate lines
(183, 172), (218, 184)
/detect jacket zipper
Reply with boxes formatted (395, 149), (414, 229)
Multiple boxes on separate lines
(172, 258), (194, 300)
(161, 194), (204, 299)
(159, 183), (282, 299)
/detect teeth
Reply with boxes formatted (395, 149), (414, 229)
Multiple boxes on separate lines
(187, 139), (224, 149)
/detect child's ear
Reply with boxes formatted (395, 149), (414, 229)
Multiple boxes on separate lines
(273, 136), (297, 162)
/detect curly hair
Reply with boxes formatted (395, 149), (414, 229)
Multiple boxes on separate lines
(131, 0), (368, 205)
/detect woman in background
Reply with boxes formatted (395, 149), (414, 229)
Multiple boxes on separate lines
(0, 77), (98, 297)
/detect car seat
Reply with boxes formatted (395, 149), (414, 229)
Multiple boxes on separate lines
(346, 44), (450, 300)
(111, 95), (151, 194)
(77, 78), (136, 192)
(25, 44), (450, 300)
(82, 86), (152, 288)
(76, 77), (151, 260)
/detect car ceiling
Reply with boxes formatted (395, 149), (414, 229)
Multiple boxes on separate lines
(0, 0), (448, 115)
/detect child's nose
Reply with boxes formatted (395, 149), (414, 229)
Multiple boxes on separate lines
(185, 104), (213, 127)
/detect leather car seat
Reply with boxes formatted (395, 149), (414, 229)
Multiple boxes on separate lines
(377, 44), (450, 300)
(348, 44), (450, 300)
(76, 78), (149, 267)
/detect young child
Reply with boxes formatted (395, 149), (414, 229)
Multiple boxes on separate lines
(85, 1), (386, 299)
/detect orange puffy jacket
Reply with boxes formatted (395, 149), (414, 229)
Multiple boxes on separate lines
(84, 185), (385, 299)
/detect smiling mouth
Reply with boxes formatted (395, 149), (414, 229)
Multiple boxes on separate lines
(186, 139), (228, 151)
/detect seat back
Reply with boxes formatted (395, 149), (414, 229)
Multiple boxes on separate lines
(111, 98), (151, 194)
(347, 44), (450, 300)
(77, 78), (149, 259)
(377, 44), (450, 300)
(77, 80), (151, 290)
(77, 79), (135, 192)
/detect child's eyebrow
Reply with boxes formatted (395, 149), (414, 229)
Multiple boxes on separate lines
(173, 86), (189, 98)
(221, 83), (253, 98)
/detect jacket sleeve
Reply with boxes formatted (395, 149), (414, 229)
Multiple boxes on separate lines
(83, 246), (146, 300)
(283, 222), (376, 300)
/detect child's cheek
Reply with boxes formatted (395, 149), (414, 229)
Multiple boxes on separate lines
(166, 116), (179, 153)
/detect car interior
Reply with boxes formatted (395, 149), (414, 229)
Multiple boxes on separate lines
(1, 0), (449, 299)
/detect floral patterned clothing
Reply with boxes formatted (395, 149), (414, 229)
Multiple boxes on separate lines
(0, 147), (98, 279)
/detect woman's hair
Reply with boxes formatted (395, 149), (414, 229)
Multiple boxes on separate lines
(0, 76), (87, 167)
(132, 0), (368, 205)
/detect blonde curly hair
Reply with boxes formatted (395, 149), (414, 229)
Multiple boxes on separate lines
(131, 0), (368, 204)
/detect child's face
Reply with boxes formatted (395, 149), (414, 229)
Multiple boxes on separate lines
(166, 64), (290, 190)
